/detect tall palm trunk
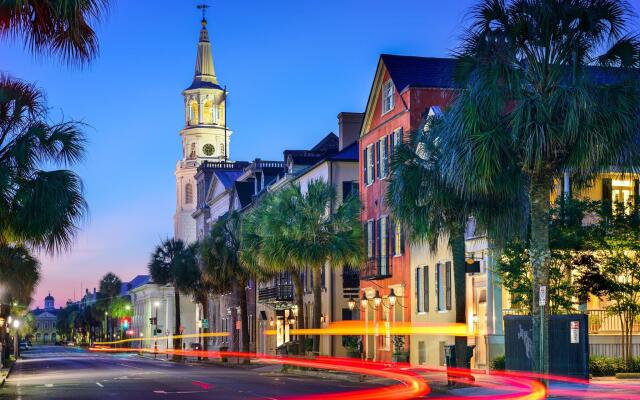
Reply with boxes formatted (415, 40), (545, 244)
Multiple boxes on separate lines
(312, 266), (322, 354)
(174, 288), (182, 359)
(238, 282), (250, 353)
(292, 271), (305, 355)
(450, 226), (468, 369)
(529, 177), (551, 375)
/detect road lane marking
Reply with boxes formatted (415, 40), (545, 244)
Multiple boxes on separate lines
(44, 384), (53, 387)
(96, 382), (104, 387)
(118, 363), (143, 369)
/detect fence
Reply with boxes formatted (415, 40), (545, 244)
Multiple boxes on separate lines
(502, 309), (640, 335)
(590, 343), (640, 358)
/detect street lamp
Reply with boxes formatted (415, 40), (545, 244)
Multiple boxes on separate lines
(12, 319), (20, 359)
(348, 297), (356, 311)
(269, 317), (274, 327)
(373, 290), (382, 309)
(360, 293), (368, 309)
(388, 289), (397, 307)
(153, 301), (160, 357)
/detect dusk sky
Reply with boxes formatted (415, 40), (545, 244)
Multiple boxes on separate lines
(4, 0), (638, 308)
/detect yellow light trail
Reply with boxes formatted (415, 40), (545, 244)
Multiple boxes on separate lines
(93, 332), (229, 346)
(264, 321), (471, 336)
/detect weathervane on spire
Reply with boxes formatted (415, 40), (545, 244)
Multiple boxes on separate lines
(197, 3), (210, 25)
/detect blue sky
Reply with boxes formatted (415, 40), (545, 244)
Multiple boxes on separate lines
(3, 0), (638, 307)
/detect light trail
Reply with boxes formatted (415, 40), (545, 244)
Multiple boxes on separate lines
(90, 347), (429, 400)
(264, 320), (470, 336)
(93, 332), (228, 345)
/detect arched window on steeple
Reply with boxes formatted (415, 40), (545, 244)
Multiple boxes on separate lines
(185, 183), (194, 204)
(203, 100), (213, 124)
(189, 101), (199, 125)
(219, 144), (224, 157)
(189, 143), (196, 160)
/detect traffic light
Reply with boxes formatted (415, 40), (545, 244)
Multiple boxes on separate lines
(149, 317), (157, 325)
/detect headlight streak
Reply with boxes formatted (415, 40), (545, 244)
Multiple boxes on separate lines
(93, 332), (229, 345)
(90, 330), (640, 400)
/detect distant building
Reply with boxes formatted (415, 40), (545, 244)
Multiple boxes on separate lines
(32, 293), (60, 344)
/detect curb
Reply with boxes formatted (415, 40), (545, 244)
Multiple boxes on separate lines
(615, 372), (640, 379)
(0, 360), (16, 388)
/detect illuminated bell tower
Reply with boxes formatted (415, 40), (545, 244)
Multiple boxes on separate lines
(174, 10), (232, 243)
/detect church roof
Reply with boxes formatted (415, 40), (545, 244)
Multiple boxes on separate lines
(234, 181), (255, 208)
(215, 170), (243, 190)
(44, 292), (54, 301)
(186, 18), (222, 91)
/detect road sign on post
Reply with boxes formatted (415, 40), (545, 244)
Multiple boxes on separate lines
(202, 319), (209, 329)
(539, 286), (547, 306)
(570, 321), (580, 344)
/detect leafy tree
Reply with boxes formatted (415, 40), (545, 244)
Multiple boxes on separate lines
(148, 238), (197, 356)
(436, 0), (640, 373)
(0, 0), (109, 65)
(98, 272), (121, 340)
(200, 212), (252, 353)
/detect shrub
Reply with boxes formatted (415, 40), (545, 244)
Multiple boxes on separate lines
(589, 356), (630, 376)
(490, 355), (506, 370)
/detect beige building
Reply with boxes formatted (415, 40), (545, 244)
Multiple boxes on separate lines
(257, 113), (362, 357)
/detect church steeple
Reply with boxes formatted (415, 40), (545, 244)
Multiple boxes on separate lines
(188, 5), (220, 91)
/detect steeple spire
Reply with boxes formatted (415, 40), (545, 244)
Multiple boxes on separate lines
(192, 4), (217, 85)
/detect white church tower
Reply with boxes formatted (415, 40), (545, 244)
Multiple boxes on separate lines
(174, 12), (231, 243)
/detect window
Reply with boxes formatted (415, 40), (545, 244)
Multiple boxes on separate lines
(203, 100), (213, 124)
(362, 148), (368, 185)
(379, 216), (388, 275)
(185, 183), (194, 204)
(424, 265), (429, 312)
(366, 145), (374, 185)
(366, 220), (374, 259)
(392, 219), (404, 256)
(342, 181), (358, 201)
(416, 267), (424, 313)
(382, 80), (394, 114)
(390, 127), (403, 156)
(189, 143), (196, 159)
(435, 262), (451, 311)
(189, 101), (198, 125)
(379, 137), (388, 178)
(220, 144), (225, 157)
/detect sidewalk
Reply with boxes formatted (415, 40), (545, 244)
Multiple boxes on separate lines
(0, 358), (16, 388)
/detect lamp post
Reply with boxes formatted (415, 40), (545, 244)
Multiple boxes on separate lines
(12, 319), (20, 360)
(361, 293), (368, 360)
(104, 311), (108, 341)
(153, 301), (160, 358)
(166, 331), (170, 359)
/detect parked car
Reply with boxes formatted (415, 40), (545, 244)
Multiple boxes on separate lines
(189, 342), (202, 350)
(66, 341), (75, 346)
(19, 342), (30, 351)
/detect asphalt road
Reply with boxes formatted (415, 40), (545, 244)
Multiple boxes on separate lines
(0, 345), (383, 399)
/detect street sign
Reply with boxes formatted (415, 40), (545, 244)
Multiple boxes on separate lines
(202, 319), (209, 329)
(539, 286), (547, 306)
(570, 321), (580, 344)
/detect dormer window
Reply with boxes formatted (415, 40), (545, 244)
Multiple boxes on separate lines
(382, 80), (394, 114)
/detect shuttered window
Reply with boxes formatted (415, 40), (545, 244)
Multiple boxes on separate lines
(445, 261), (452, 311)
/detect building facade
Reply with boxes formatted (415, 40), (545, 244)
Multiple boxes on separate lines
(32, 294), (59, 344)
(358, 55), (457, 362)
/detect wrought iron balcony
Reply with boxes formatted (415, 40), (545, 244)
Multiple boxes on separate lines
(360, 255), (391, 280)
(258, 283), (294, 303)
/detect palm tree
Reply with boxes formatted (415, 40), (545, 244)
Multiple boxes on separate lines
(242, 187), (308, 355)
(436, 0), (640, 374)
(273, 180), (363, 354)
(387, 114), (524, 370)
(148, 238), (197, 356)
(0, 0), (109, 65)
(0, 76), (88, 253)
(200, 212), (253, 353)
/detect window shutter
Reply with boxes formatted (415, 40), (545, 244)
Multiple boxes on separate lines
(424, 265), (429, 312)
(363, 149), (368, 185)
(445, 262), (452, 311)
(375, 141), (381, 179)
(390, 218), (396, 256)
(383, 136), (389, 177)
(602, 178), (612, 216)
(398, 127), (404, 144)
(389, 131), (395, 156)
(435, 263), (440, 311)
(635, 179), (639, 217)
(400, 225), (405, 255)
(415, 268), (421, 313)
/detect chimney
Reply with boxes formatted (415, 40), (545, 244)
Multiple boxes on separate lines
(337, 112), (364, 150)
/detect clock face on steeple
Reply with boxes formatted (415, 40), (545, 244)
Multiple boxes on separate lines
(202, 143), (215, 156)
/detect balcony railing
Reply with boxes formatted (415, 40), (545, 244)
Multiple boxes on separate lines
(258, 284), (294, 303)
(361, 255), (391, 280)
(502, 309), (640, 334)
